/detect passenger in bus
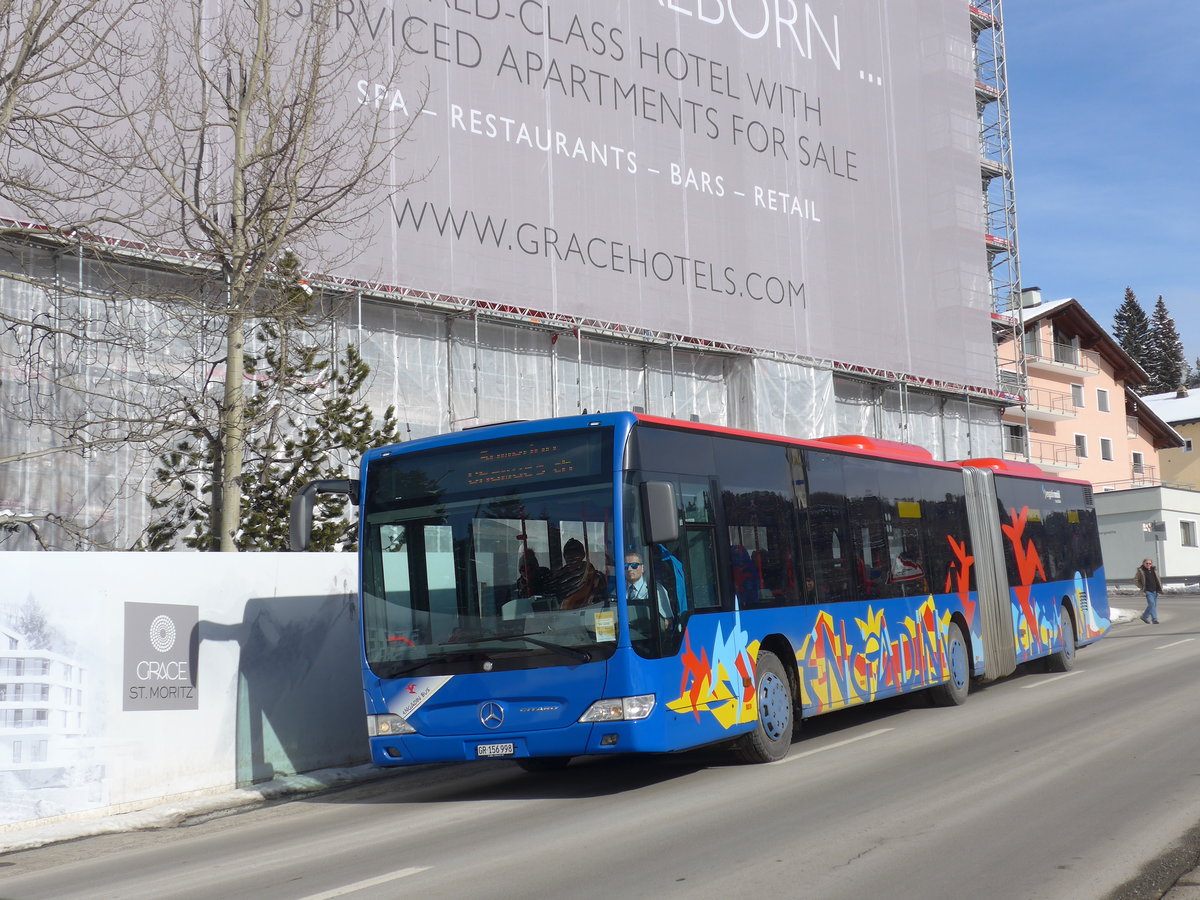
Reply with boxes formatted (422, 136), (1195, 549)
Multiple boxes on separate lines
(625, 550), (674, 629)
(730, 544), (761, 605)
(515, 549), (550, 598)
(803, 575), (829, 603)
(551, 538), (607, 609)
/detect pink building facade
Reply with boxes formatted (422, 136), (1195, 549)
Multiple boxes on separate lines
(995, 296), (1181, 488)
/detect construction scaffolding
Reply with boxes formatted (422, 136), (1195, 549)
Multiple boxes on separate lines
(972, 1), (1033, 458)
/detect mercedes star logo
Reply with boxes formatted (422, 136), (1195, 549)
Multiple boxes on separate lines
(479, 702), (504, 729)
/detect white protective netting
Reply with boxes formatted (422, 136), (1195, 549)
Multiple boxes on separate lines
(1, 257), (1002, 549)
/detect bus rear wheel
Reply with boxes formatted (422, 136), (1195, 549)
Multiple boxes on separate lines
(930, 621), (970, 707)
(1046, 604), (1076, 672)
(734, 650), (794, 764)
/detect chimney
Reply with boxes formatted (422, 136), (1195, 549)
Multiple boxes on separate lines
(1178, 386), (1190, 399)
(1019, 286), (1043, 308)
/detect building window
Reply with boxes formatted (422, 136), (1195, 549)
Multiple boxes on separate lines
(1023, 327), (1040, 357)
(1071, 384), (1085, 408)
(1003, 424), (1025, 455)
(1182, 521), (1198, 548)
(1100, 438), (1114, 461)
(1186, 440), (1194, 453)
(1097, 389), (1110, 413)
(1053, 328), (1080, 365)
(1132, 451), (1145, 473)
(1074, 434), (1088, 459)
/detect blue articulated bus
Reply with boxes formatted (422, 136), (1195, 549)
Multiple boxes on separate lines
(290, 412), (1109, 768)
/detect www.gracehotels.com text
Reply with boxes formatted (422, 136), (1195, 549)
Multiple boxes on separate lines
(391, 197), (805, 308)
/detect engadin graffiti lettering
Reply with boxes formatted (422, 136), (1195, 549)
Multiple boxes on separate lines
(799, 598), (953, 714)
(668, 605), (758, 728)
(668, 533), (978, 728)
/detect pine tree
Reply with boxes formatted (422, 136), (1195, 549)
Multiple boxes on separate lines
(1145, 295), (1187, 394)
(1189, 358), (1200, 389)
(145, 257), (398, 551)
(1112, 287), (1151, 369)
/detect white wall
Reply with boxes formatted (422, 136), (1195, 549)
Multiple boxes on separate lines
(0, 553), (360, 830)
(1095, 486), (1200, 582)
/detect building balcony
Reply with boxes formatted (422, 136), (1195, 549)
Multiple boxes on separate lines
(1094, 465), (1162, 493)
(1004, 436), (1080, 473)
(1028, 342), (1100, 377)
(1014, 386), (1076, 422)
(996, 342), (1101, 378)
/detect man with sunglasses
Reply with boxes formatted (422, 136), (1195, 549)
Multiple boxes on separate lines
(625, 550), (675, 632)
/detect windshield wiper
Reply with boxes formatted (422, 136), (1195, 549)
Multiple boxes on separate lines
(379, 658), (436, 677)
(489, 631), (592, 663)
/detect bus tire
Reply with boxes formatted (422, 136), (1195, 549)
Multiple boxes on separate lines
(516, 756), (571, 773)
(734, 650), (793, 763)
(1046, 603), (1076, 672)
(930, 621), (970, 707)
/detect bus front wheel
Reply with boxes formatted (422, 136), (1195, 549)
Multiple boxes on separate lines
(734, 650), (794, 764)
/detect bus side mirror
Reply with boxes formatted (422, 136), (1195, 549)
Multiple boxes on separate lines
(290, 479), (360, 551)
(641, 481), (679, 545)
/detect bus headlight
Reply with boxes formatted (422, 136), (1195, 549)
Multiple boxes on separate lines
(578, 694), (656, 723)
(368, 713), (416, 736)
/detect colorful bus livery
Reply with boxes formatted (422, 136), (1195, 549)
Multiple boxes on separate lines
(290, 413), (1108, 767)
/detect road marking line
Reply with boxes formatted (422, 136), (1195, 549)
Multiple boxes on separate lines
(297, 867), (431, 899)
(775, 728), (894, 764)
(1021, 671), (1082, 689)
(1155, 638), (1196, 650)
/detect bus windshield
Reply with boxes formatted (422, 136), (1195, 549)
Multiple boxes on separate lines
(360, 428), (617, 677)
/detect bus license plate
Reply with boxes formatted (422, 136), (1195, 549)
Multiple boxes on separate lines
(476, 742), (515, 758)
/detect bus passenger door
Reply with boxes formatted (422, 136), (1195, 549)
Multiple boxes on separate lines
(626, 478), (720, 657)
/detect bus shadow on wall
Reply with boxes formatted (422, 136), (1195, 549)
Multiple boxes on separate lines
(198, 592), (367, 787)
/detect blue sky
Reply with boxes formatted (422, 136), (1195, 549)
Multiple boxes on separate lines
(1002, 1), (1200, 362)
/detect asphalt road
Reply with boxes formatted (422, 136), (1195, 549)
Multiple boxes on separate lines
(2, 597), (1199, 900)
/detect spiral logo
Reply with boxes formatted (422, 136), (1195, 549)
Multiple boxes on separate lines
(149, 615), (177, 653)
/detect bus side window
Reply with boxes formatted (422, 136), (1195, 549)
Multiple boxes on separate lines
(673, 481), (719, 612)
(684, 528), (721, 610)
(715, 441), (801, 608)
(799, 451), (851, 605)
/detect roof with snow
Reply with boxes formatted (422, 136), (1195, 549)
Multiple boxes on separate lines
(1143, 388), (1200, 426)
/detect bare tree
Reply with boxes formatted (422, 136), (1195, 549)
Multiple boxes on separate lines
(0, 0), (145, 229)
(1, 0), (423, 550)
(114, 0), (422, 550)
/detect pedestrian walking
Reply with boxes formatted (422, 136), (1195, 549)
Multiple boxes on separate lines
(1135, 558), (1161, 624)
